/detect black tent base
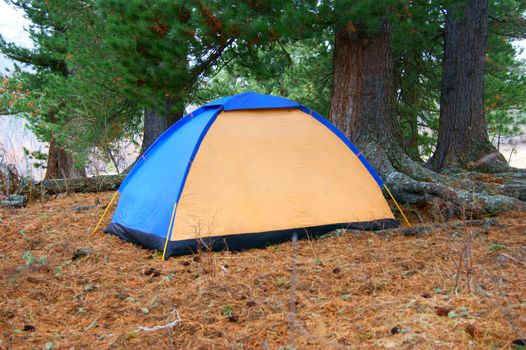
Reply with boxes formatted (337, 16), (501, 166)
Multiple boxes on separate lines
(104, 218), (399, 259)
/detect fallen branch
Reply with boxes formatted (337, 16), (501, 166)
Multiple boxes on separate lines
(0, 194), (27, 208)
(497, 253), (526, 267)
(22, 174), (126, 196)
(136, 308), (181, 333)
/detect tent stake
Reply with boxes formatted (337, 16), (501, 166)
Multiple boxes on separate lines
(92, 191), (119, 234)
(162, 203), (177, 261)
(383, 184), (411, 227)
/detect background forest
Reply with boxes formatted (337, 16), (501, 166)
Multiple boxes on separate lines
(0, 0), (526, 213)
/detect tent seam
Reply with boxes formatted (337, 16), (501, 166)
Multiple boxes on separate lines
(297, 106), (384, 187)
(118, 106), (210, 191)
(168, 107), (224, 240)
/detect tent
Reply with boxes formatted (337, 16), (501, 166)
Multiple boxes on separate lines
(104, 92), (399, 258)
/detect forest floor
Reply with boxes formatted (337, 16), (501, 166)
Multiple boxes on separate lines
(0, 192), (525, 349)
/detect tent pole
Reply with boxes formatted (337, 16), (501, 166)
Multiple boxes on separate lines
(383, 184), (411, 227)
(162, 203), (177, 261)
(92, 191), (119, 234)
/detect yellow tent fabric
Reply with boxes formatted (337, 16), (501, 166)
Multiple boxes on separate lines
(172, 109), (393, 240)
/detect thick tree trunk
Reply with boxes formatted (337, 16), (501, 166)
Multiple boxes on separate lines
(329, 19), (405, 175)
(428, 0), (506, 172)
(140, 97), (183, 154)
(327, 17), (525, 216)
(44, 133), (87, 179)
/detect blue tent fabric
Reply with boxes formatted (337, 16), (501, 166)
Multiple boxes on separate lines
(112, 107), (220, 238)
(118, 106), (212, 191)
(106, 219), (398, 257)
(105, 92), (395, 258)
(204, 91), (300, 110)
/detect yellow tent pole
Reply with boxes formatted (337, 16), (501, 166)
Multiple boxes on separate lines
(92, 191), (119, 234)
(384, 184), (411, 227)
(161, 203), (177, 261)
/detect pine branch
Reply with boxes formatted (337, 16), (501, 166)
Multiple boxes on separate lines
(0, 37), (68, 76)
(185, 37), (235, 90)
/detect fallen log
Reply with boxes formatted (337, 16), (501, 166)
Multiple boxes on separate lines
(22, 174), (126, 196)
(0, 194), (27, 208)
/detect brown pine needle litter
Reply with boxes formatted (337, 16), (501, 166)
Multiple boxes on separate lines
(0, 192), (525, 349)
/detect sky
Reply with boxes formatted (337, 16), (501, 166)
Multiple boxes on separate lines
(0, 1), (33, 72)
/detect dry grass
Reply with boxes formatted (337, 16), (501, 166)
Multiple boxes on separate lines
(0, 192), (525, 349)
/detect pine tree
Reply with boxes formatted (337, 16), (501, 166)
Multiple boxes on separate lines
(428, 0), (508, 172)
(0, 0), (88, 178)
(0, 0), (140, 178)
(485, 0), (526, 151)
(97, 0), (234, 152)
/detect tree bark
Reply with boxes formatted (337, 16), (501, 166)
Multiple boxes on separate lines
(44, 133), (87, 179)
(140, 97), (183, 154)
(401, 92), (421, 162)
(398, 51), (423, 162)
(327, 17), (525, 216)
(329, 19), (406, 175)
(428, 0), (506, 172)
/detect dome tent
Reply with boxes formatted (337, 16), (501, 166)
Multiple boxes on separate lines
(104, 92), (399, 259)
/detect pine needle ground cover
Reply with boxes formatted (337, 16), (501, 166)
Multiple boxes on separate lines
(1, 193), (525, 349)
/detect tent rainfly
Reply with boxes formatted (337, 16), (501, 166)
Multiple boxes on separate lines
(104, 92), (400, 259)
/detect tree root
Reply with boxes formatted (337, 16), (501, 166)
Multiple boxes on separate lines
(362, 146), (526, 217)
(384, 171), (525, 217)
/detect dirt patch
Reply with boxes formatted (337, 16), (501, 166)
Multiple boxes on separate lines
(0, 192), (525, 349)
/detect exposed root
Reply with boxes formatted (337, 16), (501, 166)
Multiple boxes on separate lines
(363, 147), (526, 216)
(444, 172), (526, 201)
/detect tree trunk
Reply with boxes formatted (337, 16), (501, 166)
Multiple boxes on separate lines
(401, 92), (421, 162)
(328, 19), (406, 175)
(140, 97), (183, 154)
(428, 0), (506, 172)
(44, 133), (87, 179)
(327, 17), (525, 216)
(398, 51), (423, 162)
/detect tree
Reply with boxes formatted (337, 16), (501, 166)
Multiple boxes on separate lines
(428, 0), (507, 172)
(391, 1), (444, 161)
(485, 38), (526, 151)
(0, 0), (88, 179)
(98, 0), (235, 152)
(484, 0), (526, 152)
(391, 0), (526, 161)
(329, 19), (405, 174)
(0, 0), (140, 178)
(326, 1), (443, 182)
